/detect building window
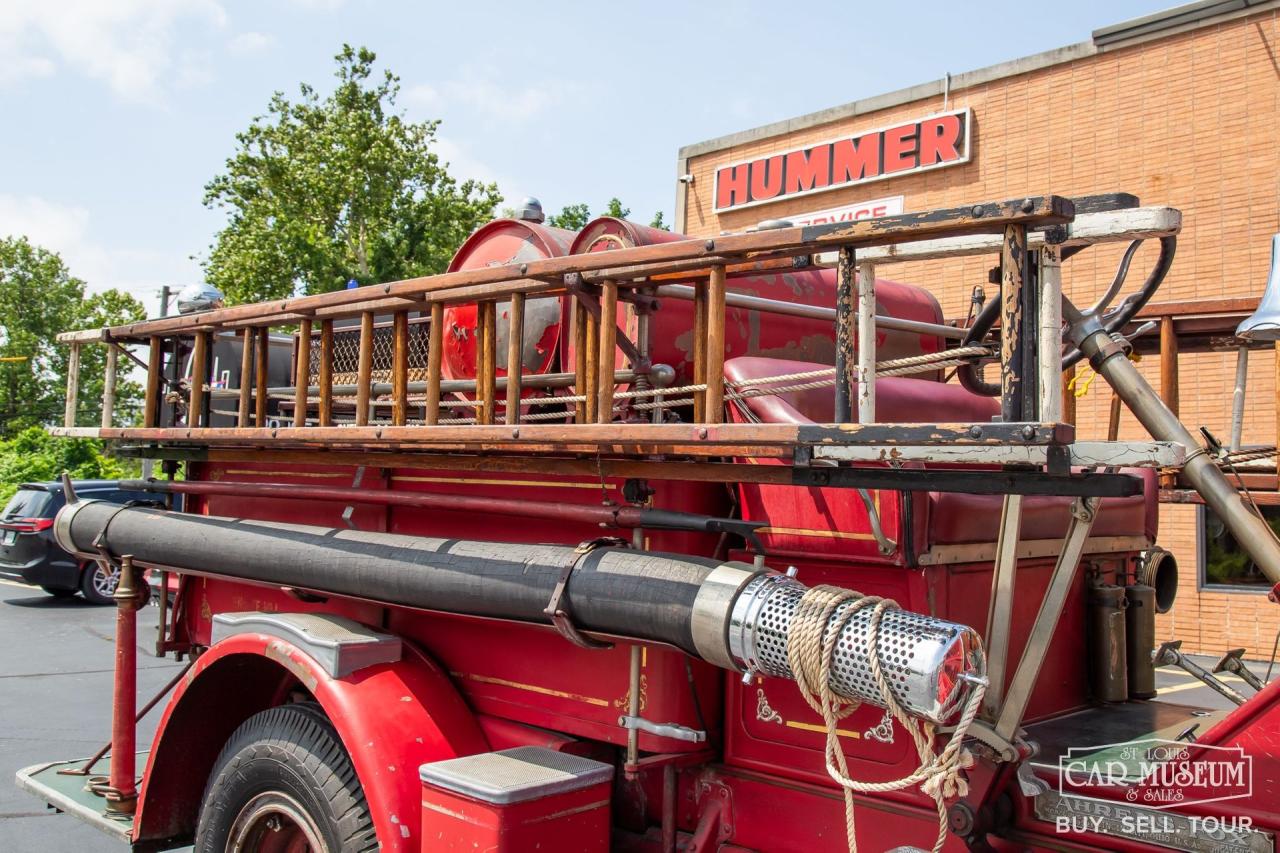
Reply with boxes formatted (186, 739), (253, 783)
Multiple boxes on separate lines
(1200, 505), (1279, 591)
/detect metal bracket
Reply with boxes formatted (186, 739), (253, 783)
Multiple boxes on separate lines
(1154, 640), (1246, 705)
(341, 466), (365, 529)
(1214, 647), (1266, 692)
(566, 284), (644, 366)
(618, 714), (706, 743)
(543, 538), (625, 650)
(960, 720), (1022, 763)
(855, 488), (896, 556)
(993, 496), (1099, 741)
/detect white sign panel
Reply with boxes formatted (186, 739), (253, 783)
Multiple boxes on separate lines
(784, 196), (905, 227)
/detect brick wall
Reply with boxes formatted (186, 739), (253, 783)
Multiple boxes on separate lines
(682, 9), (1280, 658)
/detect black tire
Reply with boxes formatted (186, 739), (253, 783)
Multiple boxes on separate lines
(79, 561), (118, 605)
(194, 702), (377, 853)
(40, 586), (77, 599)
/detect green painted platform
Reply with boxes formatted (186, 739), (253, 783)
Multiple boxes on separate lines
(14, 753), (142, 844)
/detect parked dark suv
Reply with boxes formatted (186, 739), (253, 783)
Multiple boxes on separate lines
(0, 481), (163, 604)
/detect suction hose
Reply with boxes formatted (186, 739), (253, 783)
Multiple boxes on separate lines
(55, 501), (982, 724)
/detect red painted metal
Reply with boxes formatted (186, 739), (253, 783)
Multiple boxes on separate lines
(442, 218), (575, 383)
(419, 769), (612, 852)
(128, 478), (695, 532)
(107, 559), (140, 812)
(132, 630), (486, 850)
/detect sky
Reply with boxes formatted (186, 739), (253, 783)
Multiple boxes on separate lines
(0, 0), (1177, 314)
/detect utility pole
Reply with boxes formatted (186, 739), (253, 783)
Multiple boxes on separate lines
(142, 286), (172, 479)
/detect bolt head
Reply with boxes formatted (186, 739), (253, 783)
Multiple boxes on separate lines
(968, 425), (983, 439)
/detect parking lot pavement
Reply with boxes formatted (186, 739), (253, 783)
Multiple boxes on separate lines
(0, 578), (183, 853)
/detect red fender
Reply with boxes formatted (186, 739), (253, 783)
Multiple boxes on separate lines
(134, 631), (488, 850)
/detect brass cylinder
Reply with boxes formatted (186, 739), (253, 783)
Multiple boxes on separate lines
(1088, 584), (1129, 703)
(1125, 583), (1157, 700)
(1138, 548), (1179, 614)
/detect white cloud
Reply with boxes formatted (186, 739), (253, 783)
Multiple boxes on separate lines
(431, 134), (523, 204)
(407, 69), (558, 123)
(0, 194), (199, 307)
(0, 0), (227, 101)
(228, 31), (274, 54)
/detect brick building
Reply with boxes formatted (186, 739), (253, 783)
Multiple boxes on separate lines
(674, 0), (1280, 657)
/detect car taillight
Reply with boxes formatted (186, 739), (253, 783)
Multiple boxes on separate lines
(2, 517), (54, 533)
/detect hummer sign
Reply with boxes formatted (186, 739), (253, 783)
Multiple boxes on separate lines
(713, 107), (971, 212)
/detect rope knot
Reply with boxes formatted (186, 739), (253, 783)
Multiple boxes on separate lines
(782, 583), (987, 853)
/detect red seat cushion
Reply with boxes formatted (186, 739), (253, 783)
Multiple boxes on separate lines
(724, 357), (1001, 424)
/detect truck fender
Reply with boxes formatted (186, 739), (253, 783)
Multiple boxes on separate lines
(133, 619), (488, 851)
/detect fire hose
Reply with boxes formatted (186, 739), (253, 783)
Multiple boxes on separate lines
(55, 500), (986, 850)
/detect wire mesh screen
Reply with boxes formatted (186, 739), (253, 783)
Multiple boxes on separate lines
(308, 319), (431, 385)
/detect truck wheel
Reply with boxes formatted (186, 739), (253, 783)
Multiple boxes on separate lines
(79, 560), (118, 605)
(194, 702), (376, 853)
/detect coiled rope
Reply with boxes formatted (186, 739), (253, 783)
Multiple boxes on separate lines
(785, 585), (987, 853)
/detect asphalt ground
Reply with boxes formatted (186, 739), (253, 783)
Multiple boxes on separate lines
(0, 574), (1268, 851)
(0, 577), (183, 853)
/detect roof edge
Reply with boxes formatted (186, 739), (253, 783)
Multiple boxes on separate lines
(678, 0), (1278, 161)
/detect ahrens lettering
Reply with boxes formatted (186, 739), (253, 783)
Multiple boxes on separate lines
(714, 108), (971, 212)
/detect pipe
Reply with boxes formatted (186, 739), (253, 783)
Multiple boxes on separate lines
(1231, 347), (1249, 452)
(856, 262), (877, 423)
(1065, 297), (1280, 592)
(107, 556), (141, 813)
(119, 479), (766, 547)
(54, 502), (983, 724)
(654, 284), (967, 340)
(661, 763), (677, 853)
(208, 367), (661, 401)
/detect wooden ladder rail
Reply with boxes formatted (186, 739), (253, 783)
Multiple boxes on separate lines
(319, 320), (334, 427)
(392, 311), (409, 427)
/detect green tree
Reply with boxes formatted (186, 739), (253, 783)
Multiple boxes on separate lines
(0, 427), (137, 504)
(203, 45), (502, 304)
(546, 199), (671, 232)
(547, 203), (591, 231)
(0, 237), (145, 435)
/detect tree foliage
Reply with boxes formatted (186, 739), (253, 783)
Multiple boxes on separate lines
(0, 427), (137, 504)
(203, 45), (503, 304)
(546, 198), (671, 232)
(547, 203), (591, 231)
(0, 237), (145, 435)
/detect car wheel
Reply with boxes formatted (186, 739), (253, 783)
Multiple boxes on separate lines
(194, 702), (377, 853)
(40, 586), (77, 599)
(79, 560), (118, 605)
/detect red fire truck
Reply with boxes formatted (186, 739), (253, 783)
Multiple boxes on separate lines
(16, 193), (1280, 852)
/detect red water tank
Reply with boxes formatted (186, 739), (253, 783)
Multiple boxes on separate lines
(560, 218), (946, 386)
(440, 218), (576, 383)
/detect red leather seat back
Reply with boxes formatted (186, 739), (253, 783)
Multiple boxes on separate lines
(724, 357), (1157, 560)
